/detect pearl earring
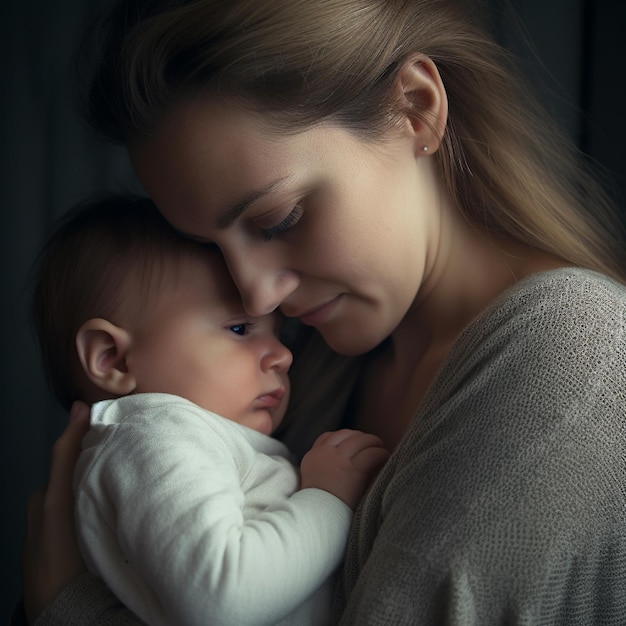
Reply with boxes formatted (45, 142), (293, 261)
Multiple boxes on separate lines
(422, 145), (429, 152)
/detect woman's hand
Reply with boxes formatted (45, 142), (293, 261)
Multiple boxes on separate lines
(22, 402), (90, 624)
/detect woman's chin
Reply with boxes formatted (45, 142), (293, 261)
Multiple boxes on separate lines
(318, 326), (385, 357)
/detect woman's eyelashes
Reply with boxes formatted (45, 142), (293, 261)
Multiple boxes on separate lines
(261, 204), (304, 242)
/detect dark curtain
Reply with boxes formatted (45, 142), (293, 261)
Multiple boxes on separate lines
(2, 0), (624, 617)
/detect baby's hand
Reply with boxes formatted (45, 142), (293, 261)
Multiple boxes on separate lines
(300, 429), (389, 509)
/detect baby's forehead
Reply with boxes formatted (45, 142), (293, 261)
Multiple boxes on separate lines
(147, 244), (237, 299)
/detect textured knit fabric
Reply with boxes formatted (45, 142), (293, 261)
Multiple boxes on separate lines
(74, 394), (352, 626)
(28, 268), (626, 625)
(334, 268), (626, 624)
(31, 572), (145, 626)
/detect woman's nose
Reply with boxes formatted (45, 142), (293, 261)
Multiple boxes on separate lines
(225, 249), (299, 316)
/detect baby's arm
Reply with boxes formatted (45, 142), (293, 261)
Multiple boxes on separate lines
(300, 429), (389, 509)
(77, 403), (386, 626)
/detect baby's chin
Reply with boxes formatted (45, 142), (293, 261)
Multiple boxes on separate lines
(266, 406), (288, 436)
(240, 410), (277, 436)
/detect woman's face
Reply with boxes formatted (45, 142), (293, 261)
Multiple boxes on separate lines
(130, 100), (442, 355)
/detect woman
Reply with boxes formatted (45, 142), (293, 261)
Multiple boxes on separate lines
(20, 0), (626, 623)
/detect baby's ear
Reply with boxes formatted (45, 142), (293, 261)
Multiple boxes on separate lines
(76, 318), (137, 395)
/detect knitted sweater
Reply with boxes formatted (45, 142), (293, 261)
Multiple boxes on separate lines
(335, 268), (626, 624)
(28, 269), (626, 625)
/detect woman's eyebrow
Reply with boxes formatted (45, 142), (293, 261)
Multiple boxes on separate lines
(216, 175), (291, 229)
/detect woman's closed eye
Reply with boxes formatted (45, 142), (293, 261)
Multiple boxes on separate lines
(261, 204), (303, 242)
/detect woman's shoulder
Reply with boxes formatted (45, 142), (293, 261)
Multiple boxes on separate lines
(453, 267), (626, 369)
(514, 265), (623, 302)
(485, 266), (626, 328)
(417, 266), (626, 476)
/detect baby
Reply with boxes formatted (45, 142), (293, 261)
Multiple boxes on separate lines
(31, 195), (388, 626)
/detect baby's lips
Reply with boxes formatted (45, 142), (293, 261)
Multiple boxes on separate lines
(255, 387), (285, 408)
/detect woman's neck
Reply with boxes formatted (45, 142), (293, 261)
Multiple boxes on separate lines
(390, 209), (569, 372)
(354, 195), (570, 450)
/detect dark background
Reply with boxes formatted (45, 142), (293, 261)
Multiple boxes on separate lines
(2, 0), (625, 619)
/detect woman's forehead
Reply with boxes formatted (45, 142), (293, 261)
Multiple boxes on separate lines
(129, 102), (316, 225)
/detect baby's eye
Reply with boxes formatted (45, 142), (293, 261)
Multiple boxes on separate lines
(229, 324), (248, 336)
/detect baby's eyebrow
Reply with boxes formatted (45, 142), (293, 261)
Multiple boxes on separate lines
(216, 176), (291, 229)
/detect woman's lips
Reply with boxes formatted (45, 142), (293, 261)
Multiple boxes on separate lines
(295, 296), (341, 326)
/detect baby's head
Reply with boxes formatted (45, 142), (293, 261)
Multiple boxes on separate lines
(32, 195), (291, 435)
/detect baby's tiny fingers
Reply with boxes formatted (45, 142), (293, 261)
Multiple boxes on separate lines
(312, 429), (360, 448)
(351, 446), (390, 474)
(335, 432), (387, 458)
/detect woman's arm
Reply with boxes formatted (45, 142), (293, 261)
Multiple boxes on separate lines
(20, 403), (144, 625)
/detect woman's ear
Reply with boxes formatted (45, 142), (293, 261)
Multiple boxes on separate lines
(394, 55), (448, 155)
(75, 318), (137, 396)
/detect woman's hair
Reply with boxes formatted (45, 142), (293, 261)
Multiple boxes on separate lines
(32, 194), (209, 409)
(80, 0), (626, 281)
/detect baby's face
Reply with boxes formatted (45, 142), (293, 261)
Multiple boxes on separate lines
(128, 251), (292, 435)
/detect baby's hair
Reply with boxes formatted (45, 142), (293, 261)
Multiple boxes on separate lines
(32, 194), (210, 409)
